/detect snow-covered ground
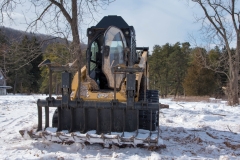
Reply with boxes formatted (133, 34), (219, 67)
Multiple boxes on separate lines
(0, 94), (240, 159)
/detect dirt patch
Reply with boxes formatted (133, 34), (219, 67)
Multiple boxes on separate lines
(224, 142), (240, 150)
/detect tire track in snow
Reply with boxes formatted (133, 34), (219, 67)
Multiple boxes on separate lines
(1, 114), (31, 130)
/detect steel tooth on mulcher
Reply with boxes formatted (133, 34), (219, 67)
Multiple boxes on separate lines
(19, 130), (25, 136)
(57, 132), (75, 143)
(20, 129), (160, 147)
(42, 131), (74, 143)
(103, 134), (121, 146)
(19, 130), (42, 139)
(71, 132), (88, 143)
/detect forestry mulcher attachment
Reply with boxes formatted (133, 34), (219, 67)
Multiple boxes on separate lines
(20, 16), (168, 147)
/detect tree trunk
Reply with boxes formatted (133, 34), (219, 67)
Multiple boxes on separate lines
(55, 75), (57, 95)
(20, 80), (23, 93)
(13, 72), (17, 95)
(70, 0), (82, 99)
(228, 37), (239, 106)
(174, 82), (180, 99)
(165, 70), (168, 98)
(230, 29), (240, 105)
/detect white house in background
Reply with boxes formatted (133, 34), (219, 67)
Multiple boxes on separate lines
(0, 68), (12, 95)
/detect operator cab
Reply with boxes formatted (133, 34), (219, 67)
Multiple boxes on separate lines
(87, 15), (136, 91)
(88, 26), (127, 90)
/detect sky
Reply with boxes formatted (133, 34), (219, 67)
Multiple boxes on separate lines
(1, 0), (203, 52)
(100, 0), (201, 51)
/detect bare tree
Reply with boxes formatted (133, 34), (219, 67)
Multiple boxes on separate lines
(1, 0), (114, 57)
(190, 0), (240, 105)
(1, 0), (114, 95)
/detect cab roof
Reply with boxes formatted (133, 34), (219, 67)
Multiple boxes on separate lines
(93, 15), (130, 29)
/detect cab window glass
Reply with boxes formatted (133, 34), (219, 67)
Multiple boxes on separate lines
(104, 27), (126, 70)
(109, 33), (124, 68)
(90, 41), (98, 71)
(102, 26), (127, 89)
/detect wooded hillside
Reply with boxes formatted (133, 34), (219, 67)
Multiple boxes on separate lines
(0, 26), (86, 94)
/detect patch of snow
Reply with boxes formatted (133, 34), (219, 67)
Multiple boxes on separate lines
(0, 94), (240, 159)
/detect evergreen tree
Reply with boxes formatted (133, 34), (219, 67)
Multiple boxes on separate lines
(207, 46), (228, 97)
(0, 29), (8, 74)
(7, 36), (42, 93)
(39, 43), (72, 94)
(168, 42), (190, 97)
(149, 42), (190, 97)
(183, 48), (217, 96)
(29, 37), (42, 93)
(149, 44), (172, 97)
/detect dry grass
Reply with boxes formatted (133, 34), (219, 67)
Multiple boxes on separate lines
(171, 96), (226, 103)
(172, 96), (211, 102)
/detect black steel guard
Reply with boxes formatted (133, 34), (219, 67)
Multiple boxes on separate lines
(37, 98), (161, 134)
